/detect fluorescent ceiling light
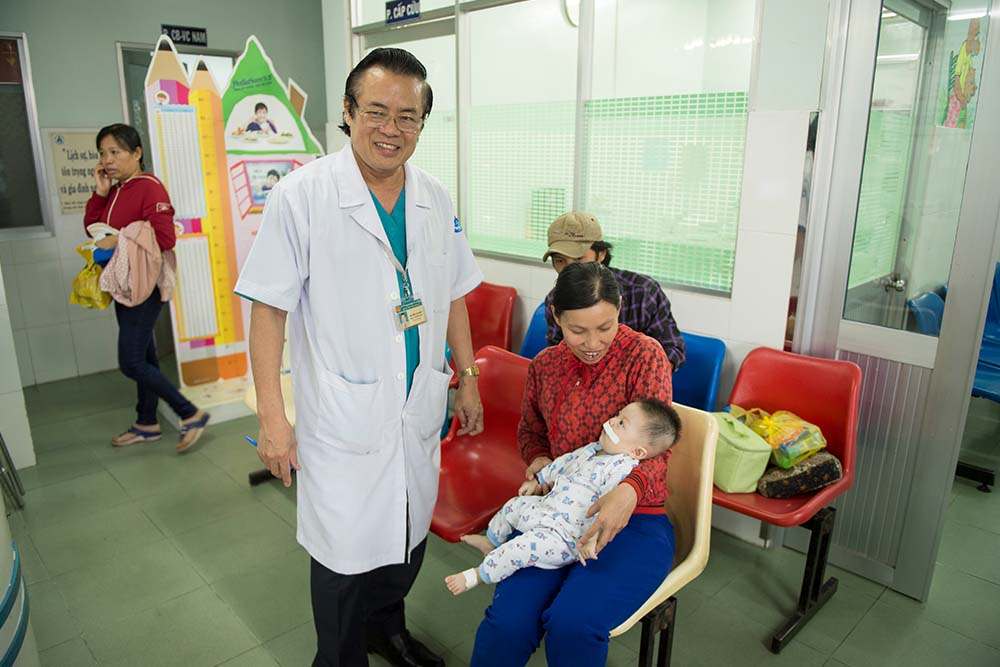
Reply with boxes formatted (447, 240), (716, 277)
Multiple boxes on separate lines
(948, 10), (987, 20)
(877, 53), (920, 62)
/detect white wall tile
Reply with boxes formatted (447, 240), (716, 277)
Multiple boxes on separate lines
(2, 268), (23, 331)
(0, 391), (35, 469)
(738, 111), (811, 235)
(9, 235), (61, 265)
(729, 231), (796, 348)
(11, 329), (34, 388)
(527, 264), (558, 301)
(753, 0), (830, 112)
(71, 317), (119, 376)
(56, 214), (88, 261)
(0, 306), (22, 394)
(27, 323), (78, 384)
(665, 290), (732, 339)
(15, 259), (71, 329)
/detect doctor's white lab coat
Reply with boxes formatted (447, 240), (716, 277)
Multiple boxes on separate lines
(235, 146), (482, 574)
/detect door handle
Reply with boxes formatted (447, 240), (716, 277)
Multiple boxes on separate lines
(880, 275), (907, 292)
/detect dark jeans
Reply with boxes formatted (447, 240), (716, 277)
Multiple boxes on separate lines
(310, 539), (427, 667)
(115, 288), (196, 425)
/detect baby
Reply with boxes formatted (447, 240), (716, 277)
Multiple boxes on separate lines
(445, 398), (681, 595)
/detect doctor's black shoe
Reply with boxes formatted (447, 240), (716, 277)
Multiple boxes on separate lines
(367, 630), (445, 667)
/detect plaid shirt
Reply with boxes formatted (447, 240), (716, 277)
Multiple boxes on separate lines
(545, 266), (686, 370)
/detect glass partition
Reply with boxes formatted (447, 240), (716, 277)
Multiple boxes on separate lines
(465, 0), (578, 258)
(844, 2), (990, 333)
(583, 0), (754, 292)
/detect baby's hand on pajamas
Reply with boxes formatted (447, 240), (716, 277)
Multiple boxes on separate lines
(518, 479), (541, 496)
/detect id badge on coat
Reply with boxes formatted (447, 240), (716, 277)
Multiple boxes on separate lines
(394, 294), (427, 331)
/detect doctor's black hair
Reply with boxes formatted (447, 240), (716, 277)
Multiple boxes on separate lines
(339, 47), (434, 137)
(96, 123), (145, 171)
(551, 262), (621, 318)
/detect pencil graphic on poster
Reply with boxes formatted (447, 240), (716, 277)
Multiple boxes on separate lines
(191, 60), (248, 381)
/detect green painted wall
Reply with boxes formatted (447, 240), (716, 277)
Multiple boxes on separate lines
(0, 0), (326, 148)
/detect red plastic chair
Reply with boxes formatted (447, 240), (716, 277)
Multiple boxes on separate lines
(433, 346), (530, 542)
(449, 282), (518, 386)
(713, 347), (861, 654)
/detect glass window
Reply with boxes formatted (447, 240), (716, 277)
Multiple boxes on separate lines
(466, 0), (578, 259)
(843, 3), (990, 334)
(582, 0), (755, 293)
(0, 36), (46, 231)
(367, 35), (457, 207)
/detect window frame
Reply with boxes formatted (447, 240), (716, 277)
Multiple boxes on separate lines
(0, 31), (54, 240)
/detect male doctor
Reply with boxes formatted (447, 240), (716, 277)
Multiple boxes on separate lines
(236, 48), (484, 667)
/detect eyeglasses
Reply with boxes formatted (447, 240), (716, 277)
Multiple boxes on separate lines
(358, 108), (424, 134)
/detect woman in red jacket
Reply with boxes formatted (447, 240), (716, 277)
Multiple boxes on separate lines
(472, 262), (674, 667)
(85, 124), (209, 452)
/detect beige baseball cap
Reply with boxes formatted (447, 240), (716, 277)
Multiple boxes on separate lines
(542, 212), (604, 262)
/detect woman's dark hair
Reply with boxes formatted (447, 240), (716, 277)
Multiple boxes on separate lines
(591, 241), (613, 266)
(266, 169), (280, 179)
(551, 262), (621, 317)
(254, 102), (268, 113)
(96, 124), (144, 171)
(339, 47), (434, 137)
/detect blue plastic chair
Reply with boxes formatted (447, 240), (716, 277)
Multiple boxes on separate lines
(519, 302), (549, 359)
(907, 292), (945, 336)
(672, 332), (726, 411)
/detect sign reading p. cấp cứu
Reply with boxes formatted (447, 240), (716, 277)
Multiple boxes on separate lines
(386, 0), (420, 25)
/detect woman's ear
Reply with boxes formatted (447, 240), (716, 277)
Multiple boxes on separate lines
(550, 305), (560, 327)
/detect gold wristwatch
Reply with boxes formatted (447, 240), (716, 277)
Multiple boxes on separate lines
(458, 365), (480, 378)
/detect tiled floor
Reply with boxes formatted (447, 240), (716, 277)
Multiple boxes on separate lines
(8, 370), (1000, 666)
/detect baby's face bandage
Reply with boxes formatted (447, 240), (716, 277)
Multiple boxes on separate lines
(602, 419), (620, 445)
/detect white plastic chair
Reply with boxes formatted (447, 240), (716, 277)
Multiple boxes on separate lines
(609, 403), (719, 667)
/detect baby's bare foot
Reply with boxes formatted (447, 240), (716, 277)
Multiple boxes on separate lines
(460, 534), (493, 555)
(445, 573), (468, 595)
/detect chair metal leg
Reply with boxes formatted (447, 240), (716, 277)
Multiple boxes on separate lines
(955, 460), (994, 493)
(248, 468), (275, 486)
(637, 596), (677, 667)
(0, 430), (25, 496)
(0, 465), (22, 510)
(769, 507), (838, 653)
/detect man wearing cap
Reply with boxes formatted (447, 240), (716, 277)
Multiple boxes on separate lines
(542, 212), (686, 370)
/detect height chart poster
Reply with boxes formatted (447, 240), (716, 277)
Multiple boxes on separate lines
(145, 35), (322, 395)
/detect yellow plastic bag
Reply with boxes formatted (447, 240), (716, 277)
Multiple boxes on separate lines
(729, 405), (826, 469)
(69, 243), (112, 310)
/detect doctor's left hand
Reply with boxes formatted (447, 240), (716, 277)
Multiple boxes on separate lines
(453, 378), (484, 436)
(257, 416), (300, 487)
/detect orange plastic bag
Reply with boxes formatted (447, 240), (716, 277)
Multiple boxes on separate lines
(69, 243), (112, 310)
(729, 405), (826, 469)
